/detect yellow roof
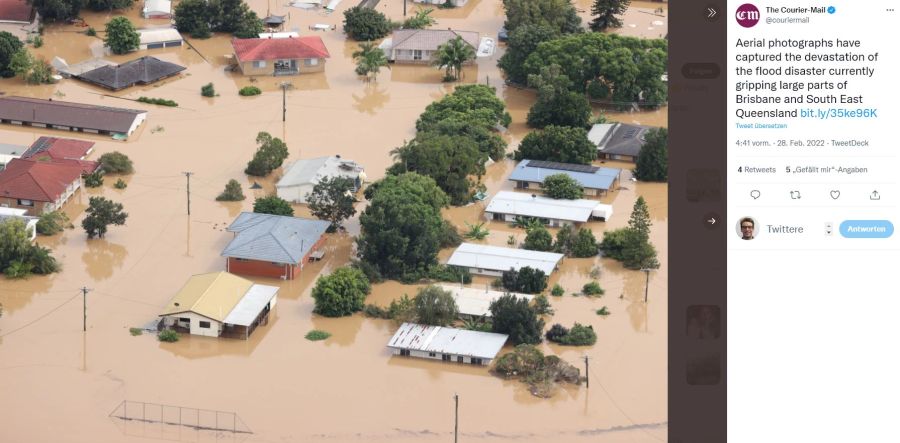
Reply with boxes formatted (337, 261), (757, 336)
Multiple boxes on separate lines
(160, 272), (254, 322)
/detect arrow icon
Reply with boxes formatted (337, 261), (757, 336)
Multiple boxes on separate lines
(707, 217), (716, 225)
(708, 7), (717, 18)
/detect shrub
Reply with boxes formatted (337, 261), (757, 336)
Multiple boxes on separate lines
(32, 35), (43, 48)
(36, 211), (69, 235)
(547, 322), (596, 346)
(83, 171), (104, 187)
(545, 323), (569, 342)
(158, 329), (179, 342)
(137, 97), (178, 107)
(244, 132), (289, 176)
(129, 327), (143, 336)
(551, 284), (564, 297)
(305, 330), (331, 341)
(490, 294), (544, 345)
(113, 178), (127, 189)
(239, 86), (261, 96)
(86, 27), (97, 37)
(439, 220), (463, 247)
(343, 6), (391, 41)
(596, 306), (610, 316)
(4, 260), (32, 278)
(532, 294), (554, 315)
(311, 267), (371, 317)
(216, 179), (245, 201)
(351, 259), (383, 283)
(463, 221), (489, 240)
(362, 304), (390, 318)
(426, 264), (472, 284)
(501, 266), (548, 294)
(582, 281), (604, 296)
(99, 151), (134, 174)
(541, 173), (583, 199)
(414, 285), (458, 326)
(253, 195), (293, 216)
(201, 82), (216, 97)
(523, 224), (554, 252)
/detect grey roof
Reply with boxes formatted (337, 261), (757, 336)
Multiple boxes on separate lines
(589, 123), (653, 157)
(485, 191), (600, 223)
(447, 243), (564, 275)
(0, 96), (146, 134)
(0, 143), (26, 156)
(509, 159), (620, 191)
(387, 322), (508, 360)
(437, 284), (533, 318)
(222, 284), (279, 326)
(221, 212), (330, 264)
(75, 56), (186, 91)
(276, 156), (363, 188)
(391, 29), (479, 51)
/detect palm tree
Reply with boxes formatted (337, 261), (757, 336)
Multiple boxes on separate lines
(352, 41), (389, 82)
(431, 36), (475, 81)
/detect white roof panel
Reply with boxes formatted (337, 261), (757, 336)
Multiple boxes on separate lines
(223, 284), (279, 326)
(138, 28), (183, 45)
(387, 323), (508, 360)
(485, 191), (597, 222)
(437, 284), (533, 317)
(447, 243), (563, 275)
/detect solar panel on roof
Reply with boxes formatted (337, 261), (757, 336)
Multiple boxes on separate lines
(623, 129), (637, 138)
(526, 160), (600, 174)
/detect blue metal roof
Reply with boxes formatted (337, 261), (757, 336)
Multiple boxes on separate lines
(221, 212), (329, 264)
(508, 159), (620, 190)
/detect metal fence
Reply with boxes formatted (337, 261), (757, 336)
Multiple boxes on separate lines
(109, 400), (252, 435)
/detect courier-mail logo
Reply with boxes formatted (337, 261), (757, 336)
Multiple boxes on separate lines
(735, 4), (760, 28)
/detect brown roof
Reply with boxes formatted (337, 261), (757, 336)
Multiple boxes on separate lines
(391, 29), (479, 52)
(0, 96), (146, 134)
(232, 37), (330, 62)
(0, 0), (33, 23)
(0, 158), (84, 203)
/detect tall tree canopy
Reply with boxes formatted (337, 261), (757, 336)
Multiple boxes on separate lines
(590, 0), (630, 32)
(634, 128), (668, 181)
(490, 293), (545, 345)
(515, 125), (597, 165)
(104, 17), (140, 55)
(306, 176), (357, 232)
(503, 0), (582, 34)
(342, 6), (391, 41)
(432, 36), (476, 81)
(389, 133), (484, 206)
(497, 24), (558, 85)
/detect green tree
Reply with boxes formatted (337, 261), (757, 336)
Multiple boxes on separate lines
(620, 235), (659, 270)
(432, 36), (476, 81)
(490, 293), (545, 345)
(0, 31), (23, 78)
(590, 0), (630, 31)
(551, 322), (596, 345)
(86, 0), (132, 11)
(414, 285), (459, 326)
(515, 125), (596, 164)
(104, 17), (140, 55)
(357, 173), (449, 281)
(0, 219), (31, 271)
(26, 0), (84, 21)
(253, 195), (294, 216)
(311, 266), (371, 317)
(634, 128), (668, 182)
(502, 0), (582, 34)
(306, 176), (357, 232)
(542, 173), (583, 199)
(532, 294), (554, 315)
(216, 179), (245, 201)
(526, 64), (591, 128)
(389, 133), (484, 206)
(497, 24), (558, 85)
(416, 85), (511, 131)
(201, 83), (216, 97)
(545, 323), (569, 342)
(600, 198), (658, 270)
(402, 8), (435, 29)
(501, 266), (548, 294)
(523, 224), (554, 252)
(570, 228), (598, 258)
(428, 116), (506, 161)
(82, 197), (128, 239)
(98, 151), (134, 174)
(233, 10), (264, 38)
(210, 0), (256, 33)
(9, 48), (31, 80)
(245, 132), (289, 176)
(342, 6), (391, 41)
(628, 196), (652, 240)
(36, 211), (70, 235)
(174, 0), (213, 37)
(352, 41), (389, 82)
(25, 57), (53, 85)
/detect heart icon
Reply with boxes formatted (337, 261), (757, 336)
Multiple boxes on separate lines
(830, 190), (840, 199)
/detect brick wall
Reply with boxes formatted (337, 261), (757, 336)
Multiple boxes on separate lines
(226, 235), (327, 280)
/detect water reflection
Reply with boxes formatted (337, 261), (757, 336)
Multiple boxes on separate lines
(352, 83), (390, 115)
(82, 239), (129, 281)
(158, 312), (277, 359)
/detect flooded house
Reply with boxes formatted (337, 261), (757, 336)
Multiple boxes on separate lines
(222, 212), (330, 280)
(275, 155), (365, 204)
(484, 191), (613, 227)
(0, 0), (38, 41)
(447, 243), (564, 277)
(386, 29), (479, 64)
(387, 323), (508, 366)
(72, 56), (186, 91)
(141, 0), (171, 18)
(588, 122), (654, 163)
(0, 207), (37, 240)
(0, 143), (25, 170)
(231, 36), (330, 76)
(0, 96), (148, 136)
(509, 159), (621, 198)
(0, 158), (84, 215)
(159, 272), (279, 339)
(136, 27), (183, 50)
(412, 0), (469, 8)
(437, 284), (533, 319)
(20, 136), (99, 174)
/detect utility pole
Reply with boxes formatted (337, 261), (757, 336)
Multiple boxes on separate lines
(81, 286), (91, 332)
(403, 0), (407, 16)
(584, 355), (589, 388)
(454, 393), (459, 443)
(279, 82), (292, 122)
(641, 268), (651, 303)
(182, 172), (193, 215)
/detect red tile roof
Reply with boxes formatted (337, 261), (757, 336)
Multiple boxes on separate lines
(0, 0), (33, 23)
(0, 159), (84, 203)
(23, 137), (95, 161)
(231, 37), (330, 63)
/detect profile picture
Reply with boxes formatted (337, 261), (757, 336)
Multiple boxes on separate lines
(736, 216), (757, 240)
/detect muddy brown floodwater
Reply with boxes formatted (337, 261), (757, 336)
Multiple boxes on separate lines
(0, 1), (668, 442)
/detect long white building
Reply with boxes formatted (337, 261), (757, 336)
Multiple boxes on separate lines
(387, 322), (508, 365)
(447, 243), (564, 277)
(485, 191), (613, 226)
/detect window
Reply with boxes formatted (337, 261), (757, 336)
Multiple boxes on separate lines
(400, 349), (410, 356)
(471, 358), (483, 365)
(305, 58), (319, 66)
(253, 60), (267, 68)
(442, 354), (451, 361)
(199, 321), (211, 329)
(428, 352), (436, 357)
(17, 199), (33, 207)
(457, 356), (464, 363)
(413, 50), (423, 60)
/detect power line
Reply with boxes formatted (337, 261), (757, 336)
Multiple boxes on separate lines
(0, 292), (81, 338)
